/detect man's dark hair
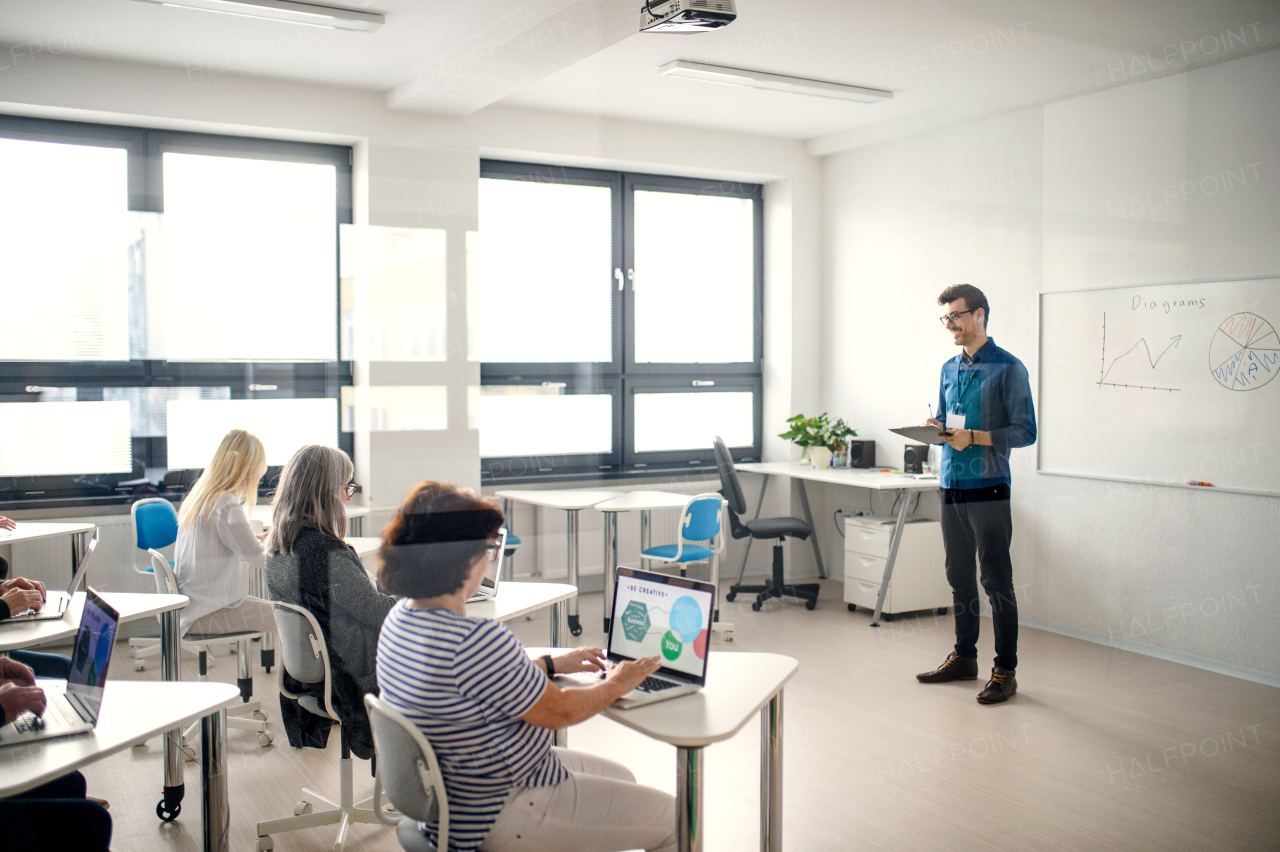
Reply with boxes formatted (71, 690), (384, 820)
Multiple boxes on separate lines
(938, 284), (990, 326)
(378, 481), (505, 599)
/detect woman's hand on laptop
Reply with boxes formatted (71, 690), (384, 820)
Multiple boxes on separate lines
(0, 683), (47, 720)
(1, 586), (44, 616)
(604, 657), (663, 694)
(0, 658), (36, 687)
(2, 576), (47, 601)
(552, 646), (607, 675)
(0, 515), (15, 531)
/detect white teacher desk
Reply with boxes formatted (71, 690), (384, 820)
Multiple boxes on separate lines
(0, 680), (240, 852)
(0, 591), (192, 821)
(0, 521), (97, 582)
(734, 463), (939, 626)
(542, 650), (799, 852)
(251, 504), (370, 536)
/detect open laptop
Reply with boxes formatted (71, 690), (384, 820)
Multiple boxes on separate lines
(605, 567), (714, 709)
(5, 528), (99, 623)
(467, 528), (507, 604)
(0, 587), (119, 745)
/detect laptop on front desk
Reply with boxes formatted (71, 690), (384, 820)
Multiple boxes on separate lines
(605, 567), (714, 709)
(466, 528), (507, 603)
(0, 588), (119, 745)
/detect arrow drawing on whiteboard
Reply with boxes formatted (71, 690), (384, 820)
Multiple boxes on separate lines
(1097, 313), (1182, 391)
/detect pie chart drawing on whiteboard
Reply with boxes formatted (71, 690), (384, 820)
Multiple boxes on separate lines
(1209, 313), (1280, 391)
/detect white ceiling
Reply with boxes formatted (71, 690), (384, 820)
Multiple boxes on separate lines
(1, 0), (1276, 148)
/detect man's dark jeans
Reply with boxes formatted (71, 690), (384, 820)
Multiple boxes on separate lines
(941, 484), (1018, 670)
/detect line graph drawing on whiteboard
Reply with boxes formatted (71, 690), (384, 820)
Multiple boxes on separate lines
(1097, 313), (1182, 392)
(1209, 312), (1279, 391)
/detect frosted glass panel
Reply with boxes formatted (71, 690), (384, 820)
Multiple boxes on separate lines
(0, 402), (132, 476)
(634, 392), (753, 453)
(633, 191), (754, 363)
(340, 226), (446, 361)
(0, 139), (129, 361)
(341, 386), (447, 432)
(166, 398), (337, 468)
(479, 391), (612, 457)
(162, 153), (336, 361)
(102, 387), (230, 437)
(475, 179), (612, 362)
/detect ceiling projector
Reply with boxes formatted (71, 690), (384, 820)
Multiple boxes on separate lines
(640, 0), (736, 33)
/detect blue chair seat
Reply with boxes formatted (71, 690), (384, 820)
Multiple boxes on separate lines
(641, 544), (714, 563)
(507, 533), (521, 547)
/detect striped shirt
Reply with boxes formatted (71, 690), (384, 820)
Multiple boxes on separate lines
(174, 493), (264, 636)
(376, 601), (566, 852)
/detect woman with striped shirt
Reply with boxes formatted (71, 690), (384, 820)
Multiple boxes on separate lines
(376, 481), (676, 852)
(174, 429), (276, 638)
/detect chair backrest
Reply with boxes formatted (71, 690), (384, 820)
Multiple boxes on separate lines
(149, 550), (180, 596)
(682, 494), (723, 544)
(133, 498), (178, 551)
(365, 694), (449, 849)
(272, 601), (337, 721)
(713, 436), (747, 515)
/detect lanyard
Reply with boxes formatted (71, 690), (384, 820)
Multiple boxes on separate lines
(954, 346), (991, 412)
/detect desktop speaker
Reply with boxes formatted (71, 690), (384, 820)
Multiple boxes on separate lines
(903, 445), (926, 474)
(846, 440), (875, 468)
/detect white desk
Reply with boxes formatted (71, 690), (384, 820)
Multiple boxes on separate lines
(734, 463), (939, 626)
(0, 591), (193, 823)
(344, 536), (382, 560)
(0, 680), (240, 852)
(251, 504), (371, 536)
(495, 490), (621, 637)
(0, 521), (97, 582)
(545, 651), (798, 852)
(594, 491), (698, 633)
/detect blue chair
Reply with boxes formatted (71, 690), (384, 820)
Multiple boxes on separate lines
(131, 497), (178, 576)
(639, 493), (732, 639)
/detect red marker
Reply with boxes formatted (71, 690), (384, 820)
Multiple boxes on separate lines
(1185, 480), (1212, 487)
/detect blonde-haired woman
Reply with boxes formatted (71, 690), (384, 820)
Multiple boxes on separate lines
(265, 445), (392, 759)
(174, 429), (277, 638)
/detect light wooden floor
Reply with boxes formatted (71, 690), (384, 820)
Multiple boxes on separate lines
(70, 579), (1280, 851)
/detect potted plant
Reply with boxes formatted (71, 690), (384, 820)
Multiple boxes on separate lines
(779, 413), (858, 468)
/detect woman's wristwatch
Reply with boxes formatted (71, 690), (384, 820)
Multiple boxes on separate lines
(542, 655), (555, 677)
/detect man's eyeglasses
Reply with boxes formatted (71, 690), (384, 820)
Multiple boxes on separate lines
(343, 482), (357, 498)
(939, 309), (976, 325)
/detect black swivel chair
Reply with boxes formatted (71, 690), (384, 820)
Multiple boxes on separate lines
(713, 437), (820, 612)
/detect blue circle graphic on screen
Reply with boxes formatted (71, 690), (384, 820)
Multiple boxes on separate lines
(669, 596), (703, 643)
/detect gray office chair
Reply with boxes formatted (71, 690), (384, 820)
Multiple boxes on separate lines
(714, 436), (820, 611)
(365, 694), (449, 852)
(255, 601), (382, 852)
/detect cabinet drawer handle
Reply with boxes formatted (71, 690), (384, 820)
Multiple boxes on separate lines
(857, 555), (876, 567)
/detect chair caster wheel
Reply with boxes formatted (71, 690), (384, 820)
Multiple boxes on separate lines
(725, 592), (737, 602)
(253, 710), (267, 721)
(751, 602), (761, 612)
(294, 801), (313, 816)
(156, 800), (181, 821)
(847, 603), (857, 612)
(181, 746), (197, 762)
(257, 732), (273, 747)
(257, 836), (274, 851)
(882, 612), (896, 622)
(134, 661), (146, 671)
(567, 615), (582, 637)
(805, 599), (817, 610)
(936, 607), (948, 615)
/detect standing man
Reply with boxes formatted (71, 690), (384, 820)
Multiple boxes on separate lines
(917, 284), (1036, 704)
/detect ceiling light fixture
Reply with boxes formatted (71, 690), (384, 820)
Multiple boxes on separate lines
(132, 0), (384, 33)
(659, 60), (892, 103)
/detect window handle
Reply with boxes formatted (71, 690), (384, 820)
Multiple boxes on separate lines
(627, 268), (635, 291)
(692, 380), (715, 387)
(615, 268), (623, 291)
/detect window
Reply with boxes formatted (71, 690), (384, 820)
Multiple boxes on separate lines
(0, 115), (352, 504)
(478, 161), (762, 483)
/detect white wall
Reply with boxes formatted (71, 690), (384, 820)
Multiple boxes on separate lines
(822, 50), (1280, 682)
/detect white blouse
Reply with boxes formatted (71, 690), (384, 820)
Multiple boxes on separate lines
(174, 492), (265, 635)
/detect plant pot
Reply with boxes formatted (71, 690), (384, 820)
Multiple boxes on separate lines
(809, 446), (833, 469)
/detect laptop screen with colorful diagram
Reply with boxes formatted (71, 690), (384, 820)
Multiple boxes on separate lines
(608, 567), (713, 685)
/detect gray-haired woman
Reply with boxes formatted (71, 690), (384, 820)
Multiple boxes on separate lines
(265, 444), (393, 759)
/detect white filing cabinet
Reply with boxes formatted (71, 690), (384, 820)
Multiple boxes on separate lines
(843, 516), (952, 617)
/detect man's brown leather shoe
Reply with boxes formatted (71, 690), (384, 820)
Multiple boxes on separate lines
(916, 653), (979, 683)
(976, 667), (1017, 704)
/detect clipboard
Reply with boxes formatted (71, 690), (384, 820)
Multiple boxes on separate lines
(890, 425), (948, 445)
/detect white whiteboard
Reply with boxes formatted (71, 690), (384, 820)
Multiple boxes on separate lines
(1039, 277), (1280, 496)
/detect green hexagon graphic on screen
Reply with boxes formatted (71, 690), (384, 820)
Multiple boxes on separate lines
(621, 600), (650, 642)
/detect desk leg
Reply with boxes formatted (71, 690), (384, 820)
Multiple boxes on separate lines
(603, 512), (618, 633)
(760, 691), (783, 852)
(641, 509), (652, 552)
(734, 474), (770, 585)
(71, 530), (90, 582)
(201, 707), (230, 852)
(158, 609), (185, 822)
(503, 499), (515, 581)
(793, 480), (827, 580)
(870, 491), (912, 627)
(549, 601), (563, 648)
(677, 746), (705, 852)
(566, 510), (582, 637)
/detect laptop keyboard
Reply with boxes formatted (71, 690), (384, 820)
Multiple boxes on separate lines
(637, 676), (681, 693)
(14, 696), (76, 734)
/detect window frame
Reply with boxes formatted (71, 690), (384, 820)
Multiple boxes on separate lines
(0, 114), (353, 506)
(478, 160), (763, 484)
